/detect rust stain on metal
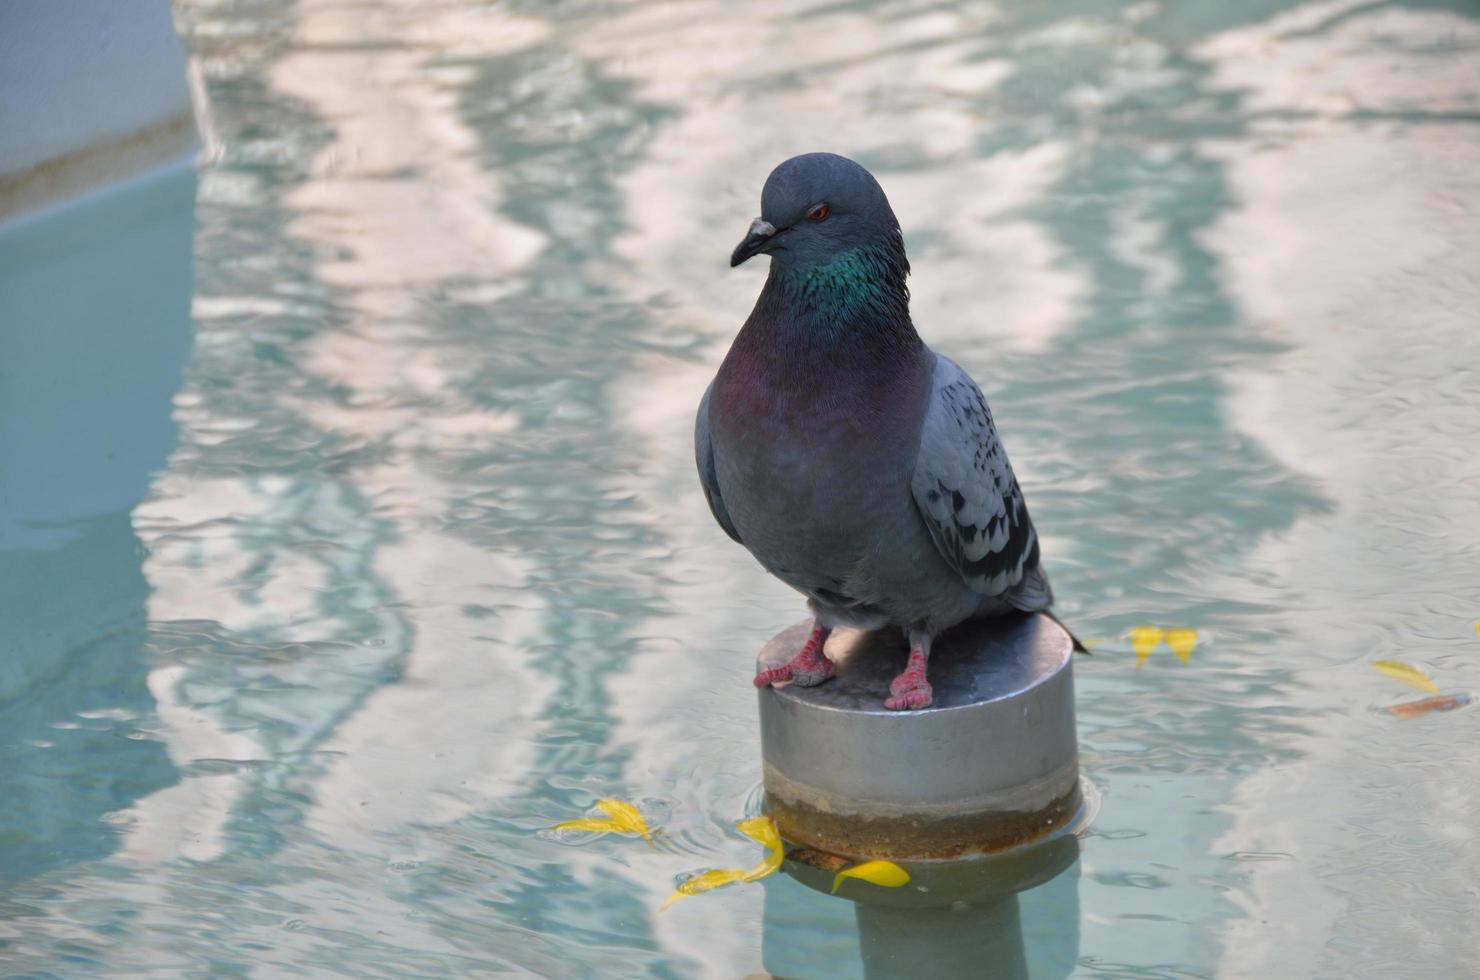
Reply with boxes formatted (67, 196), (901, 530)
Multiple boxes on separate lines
(785, 846), (853, 873)
(767, 783), (1083, 862)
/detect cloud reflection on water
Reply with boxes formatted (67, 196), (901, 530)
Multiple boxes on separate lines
(2, 0), (1478, 976)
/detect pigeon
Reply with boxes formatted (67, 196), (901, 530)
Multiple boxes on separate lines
(696, 152), (1075, 711)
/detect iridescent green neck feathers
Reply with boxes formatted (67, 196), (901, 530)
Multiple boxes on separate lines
(766, 242), (912, 342)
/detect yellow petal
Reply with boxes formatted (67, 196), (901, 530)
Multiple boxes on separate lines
(660, 868), (750, 910)
(1165, 628), (1197, 664)
(831, 860), (911, 894)
(1372, 660), (1439, 694)
(1473, 621), (1479, 638)
(736, 815), (784, 880)
(739, 856), (781, 883)
(660, 816), (786, 909)
(595, 799), (653, 843)
(737, 816), (781, 854)
(1129, 626), (1164, 663)
(551, 817), (621, 834)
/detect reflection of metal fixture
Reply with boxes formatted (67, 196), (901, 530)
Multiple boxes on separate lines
(760, 832), (1084, 980)
(756, 614), (1087, 978)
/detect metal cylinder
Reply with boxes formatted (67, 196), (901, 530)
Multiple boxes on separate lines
(758, 613), (1080, 861)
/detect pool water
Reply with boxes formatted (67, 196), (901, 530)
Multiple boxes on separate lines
(3, 0), (1479, 975)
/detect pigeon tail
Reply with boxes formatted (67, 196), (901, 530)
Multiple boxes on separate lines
(1043, 610), (1092, 655)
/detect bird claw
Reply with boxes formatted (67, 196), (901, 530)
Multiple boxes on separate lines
(884, 681), (933, 711)
(885, 647), (932, 709)
(754, 627), (834, 689)
(752, 660), (836, 688)
(753, 664), (793, 688)
(791, 661), (836, 687)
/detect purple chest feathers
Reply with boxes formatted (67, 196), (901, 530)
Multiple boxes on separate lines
(709, 346), (932, 519)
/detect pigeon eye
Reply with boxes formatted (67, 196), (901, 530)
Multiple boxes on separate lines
(806, 203), (830, 222)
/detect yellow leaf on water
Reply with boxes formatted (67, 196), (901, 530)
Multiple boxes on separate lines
(736, 815), (779, 847)
(1386, 693), (1470, 719)
(552, 799), (653, 843)
(1129, 626), (1165, 663)
(661, 868), (750, 910)
(595, 798), (653, 843)
(661, 816), (785, 910)
(552, 817), (623, 835)
(737, 817), (784, 880)
(1473, 621), (1479, 638)
(1372, 660), (1439, 694)
(831, 860), (911, 894)
(737, 817), (782, 856)
(1165, 628), (1198, 664)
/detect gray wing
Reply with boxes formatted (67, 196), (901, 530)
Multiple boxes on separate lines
(910, 355), (1048, 609)
(695, 382), (742, 544)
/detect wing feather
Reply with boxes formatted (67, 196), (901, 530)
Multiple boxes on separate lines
(910, 355), (1047, 608)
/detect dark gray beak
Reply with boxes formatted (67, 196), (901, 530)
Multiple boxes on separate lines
(730, 217), (778, 267)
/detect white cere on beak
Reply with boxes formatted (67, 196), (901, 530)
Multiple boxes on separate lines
(749, 218), (776, 237)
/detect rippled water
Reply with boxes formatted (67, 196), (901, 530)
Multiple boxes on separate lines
(3, 0), (1480, 976)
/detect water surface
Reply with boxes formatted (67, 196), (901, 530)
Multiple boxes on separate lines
(3, 0), (1480, 975)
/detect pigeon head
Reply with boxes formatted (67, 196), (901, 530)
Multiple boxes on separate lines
(730, 153), (906, 274)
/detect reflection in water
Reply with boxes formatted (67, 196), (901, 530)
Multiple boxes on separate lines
(1, 0), (1478, 975)
(857, 896), (1030, 979)
(764, 835), (1083, 979)
(0, 170), (196, 878)
(1197, 4), (1480, 976)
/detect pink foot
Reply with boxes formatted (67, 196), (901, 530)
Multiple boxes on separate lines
(885, 647), (933, 710)
(754, 624), (834, 688)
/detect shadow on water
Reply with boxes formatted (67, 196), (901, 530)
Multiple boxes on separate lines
(0, 171), (196, 880)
